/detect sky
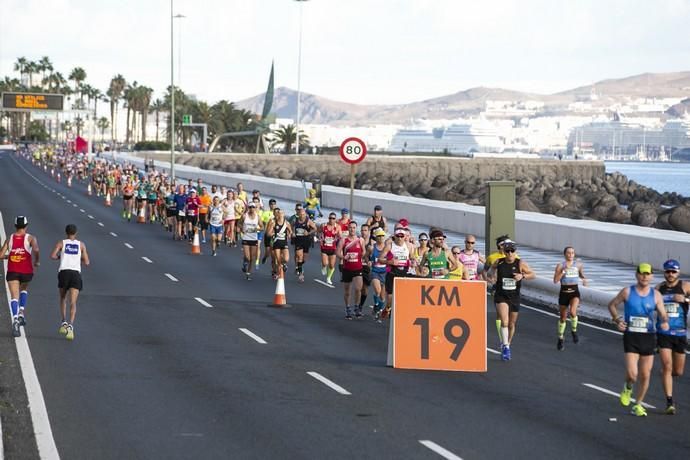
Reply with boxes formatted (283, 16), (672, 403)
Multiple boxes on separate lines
(1, 0), (690, 106)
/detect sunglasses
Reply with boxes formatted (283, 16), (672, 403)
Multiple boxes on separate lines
(452, 251), (461, 255)
(466, 241), (476, 244)
(328, 217), (336, 220)
(419, 238), (428, 242)
(505, 249), (516, 253)
(664, 270), (678, 274)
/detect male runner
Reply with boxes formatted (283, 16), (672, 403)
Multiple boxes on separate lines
(458, 234), (485, 280)
(50, 224), (90, 341)
(266, 207), (292, 280)
(292, 206), (317, 283)
(337, 221), (366, 319)
(239, 202), (263, 280)
(0, 216), (40, 337)
(420, 229), (458, 279)
(208, 196), (224, 256)
(608, 263), (669, 417)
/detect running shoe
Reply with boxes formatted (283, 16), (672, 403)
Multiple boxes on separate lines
(665, 403), (676, 415)
(571, 330), (579, 344)
(620, 384), (633, 407)
(501, 344), (509, 361)
(345, 306), (353, 320)
(245, 272), (252, 281)
(354, 306), (363, 318)
(11, 319), (21, 337)
(65, 324), (74, 341)
(326, 278), (333, 285)
(557, 338), (564, 351)
(321, 266), (327, 276)
(380, 307), (391, 320)
(202, 238), (206, 244)
(630, 404), (647, 417)
(282, 263), (288, 275)
(212, 250), (217, 257)
(298, 273), (305, 283)
(18, 313), (26, 326)
(58, 322), (68, 335)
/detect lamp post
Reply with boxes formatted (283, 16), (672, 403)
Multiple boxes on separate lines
(294, 0), (308, 155)
(174, 14), (186, 86)
(170, 0), (176, 182)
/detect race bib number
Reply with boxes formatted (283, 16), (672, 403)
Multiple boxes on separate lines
(178, 210), (186, 216)
(324, 237), (335, 245)
(296, 228), (307, 236)
(629, 316), (649, 333)
(245, 225), (257, 233)
(346, 252), (358, 262)
(664, 303), (680, 318)
(431, 268), (445, 279)
(187, 210), (196, 216)
(467, 268), (477, 279)
(564, 267), (579, 278)
(502, 278), (517, 291)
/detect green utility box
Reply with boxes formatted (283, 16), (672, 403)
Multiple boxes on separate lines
(485, 181), (516, 252)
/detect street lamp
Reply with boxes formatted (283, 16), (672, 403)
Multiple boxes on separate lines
(174, 14), (186, 86)
(295, 0), (308, 155)
(170, 0), (175, 182)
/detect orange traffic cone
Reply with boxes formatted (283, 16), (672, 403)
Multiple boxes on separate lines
(67, 176), (72, 187)
(268, 265), (290, 308)
(137, 205), (146, 223)
(104, 192), (112, 207)
(87, 183), (92, 196)
(191, 229), (201, 255)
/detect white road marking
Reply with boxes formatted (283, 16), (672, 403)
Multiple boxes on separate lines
(88, 215), (94, 219)
(165, 273), (179, 282)
(522, 305), (622, 336)
(239, 328), (268, 344)
(110, 232), (118, 237)
(419, 440), (463, 460)
(0, 211), (60, 459)
(124, 243), (133, 249)
(72, 203), (77, 207)
(194, 297), (213, 308)
(79, 209), (85, 213)
(142, 257), (153, 264)
(98, 222), (104, 227)
(314, 279), (335, 289)
(582, 383), (656, 409)
(66, 199), (71, 203)
(486, 347), (501, 355)
(306, 371), (351, 395)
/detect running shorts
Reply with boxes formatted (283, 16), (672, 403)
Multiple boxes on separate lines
(385, 268), (408, 293)
(321, 248), (336, 256)
(371, 270), (386, 286)
(657, 334), (688, 354)
(494, 294), (521, 313)
(342, 268), (363, 283)
(6, 272), (33, 283)
(209, 224), (223, 236)
(186, 215), (199, 226)
(294, 236), (311, 253)
(272, 240), (288, 250)
(558, 285), (580, 306)
(58, 269), (83, 291)
(623, 332), (656, 356)
(242, 240), (258, 247)
(362, 266), (371, 286)
(199, 218), (209, 230)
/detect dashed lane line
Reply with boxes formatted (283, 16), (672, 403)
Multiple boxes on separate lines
(582, 383), (656, 409)
(98, 222), (104, 227)
(124, 243), (133, 249)
(306, 371), (351, 395)
(194, 297), (212, 308)
(239, 328), (268, 344)
(419, 440), (463, 460)
(87, 215), (94, 219)
(142, 257), (153, 264)
(109, 232), (117, 237)
(314, 279), (335, 289)
(165, 273), (179, 282)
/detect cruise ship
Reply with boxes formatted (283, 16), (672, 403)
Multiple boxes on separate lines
(388, 121), (504, 154)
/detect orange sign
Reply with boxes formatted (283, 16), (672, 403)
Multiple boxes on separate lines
(388, 278), (487, 372)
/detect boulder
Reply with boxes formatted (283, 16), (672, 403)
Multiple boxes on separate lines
(668, 205), (690, 233)
(607, 206), (632, 224)
(516, 195), (541, 213)
(544, 193), (569, 214)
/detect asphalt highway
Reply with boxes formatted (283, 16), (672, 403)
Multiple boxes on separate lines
(1, 150), (689, 459)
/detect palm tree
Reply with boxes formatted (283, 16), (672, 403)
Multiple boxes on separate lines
(13, 57), (28, 84)
(270, 124), (309, 154)
(25, 60), (39, 88)
(97, 117), (110, 141)
(68, 67), (87, 107)
(137, 86), (153, 141)
(149, 98), (164, 142)
(107, 74), (126, 142)
(38, 56), (53, 89)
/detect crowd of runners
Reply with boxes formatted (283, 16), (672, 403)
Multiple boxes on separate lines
(3, 145), (687, 417)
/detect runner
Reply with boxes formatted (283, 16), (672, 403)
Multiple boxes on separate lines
(121, 178), (135, 221)
(251, 197), (265, 269)
(185, 189), (201, 242)
(164, 186), (177, 236)
(208, 196), (224, 256)
(50, 224), (90, 341)
(337, 220), (366, 319)
(239, 202), (263, 280)
(365, 205), (387, 237)
(420, 229), (458, 279)
(608, 263), (669, 417)
(458, 234), (485, 281)
(358, 223), (372, 312)
(233, 191), (246, 245)
(0, 216), (40, 337)
(146, 180), (158, 223)
(484, 235), (512, 342)
(222, 190), (237, 247)
(236, 182), (248, 204)
(319, 212), (339, 284)
(553, 246), (587, 351)
(135, 180), (148, 222)
(655, 259), (689, 414)
(487, 240), (535, 361)
(198, 187), (212, 244)
(368, 228), (388, 319)
(173, 185), (188, 240)
(305, 188), (322, 220)
(266, 207), (292, 280)
(292, 206), (317, 282)
(379, 225), (416, 320)
(260, 199), (277, 266)
(417, 233), (430, 262)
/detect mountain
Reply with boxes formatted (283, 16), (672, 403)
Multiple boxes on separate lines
(235, 71), (690, 125)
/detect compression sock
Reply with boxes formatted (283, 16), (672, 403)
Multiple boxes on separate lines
(10, 299), (18, 318)
(495, 319), (502, 341)
(373, 294), (381, 308)
(19, 290), (28, 309)
(558, 320), (567, 338)
(571, 315), (579, 331)
(359, 293), (368, 308)
(297, 262), (304, 275)
(501, 327), (509, 347)
(667, 396), (674, 406)
(327, 267), (335, 282)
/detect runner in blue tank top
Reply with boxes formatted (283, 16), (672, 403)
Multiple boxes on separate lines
(655, 259), (690, 415)
(608, 263), (669, 417)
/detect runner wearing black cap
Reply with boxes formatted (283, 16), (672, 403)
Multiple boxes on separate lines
(366, 205), (387, 239)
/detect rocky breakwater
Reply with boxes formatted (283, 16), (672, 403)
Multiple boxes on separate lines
(167, 154), (690, 233)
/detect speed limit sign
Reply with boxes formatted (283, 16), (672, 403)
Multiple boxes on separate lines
(339, 137), (367, 164)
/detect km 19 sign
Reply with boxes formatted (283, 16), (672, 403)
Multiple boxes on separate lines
(388, 278), (487, 372)
(1, 92), (64, 111)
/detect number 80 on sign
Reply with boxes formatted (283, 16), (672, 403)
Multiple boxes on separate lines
(339, 137), (367, 164)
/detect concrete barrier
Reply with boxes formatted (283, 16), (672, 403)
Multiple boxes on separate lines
(110, 152), (690, 274)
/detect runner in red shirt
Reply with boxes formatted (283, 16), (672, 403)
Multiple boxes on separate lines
(336, 220), (366, 320)
(0, 216), (40, 337)
(319, 212), (339, 285)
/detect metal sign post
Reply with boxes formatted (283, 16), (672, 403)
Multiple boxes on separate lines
(339, 137), (367, 217)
